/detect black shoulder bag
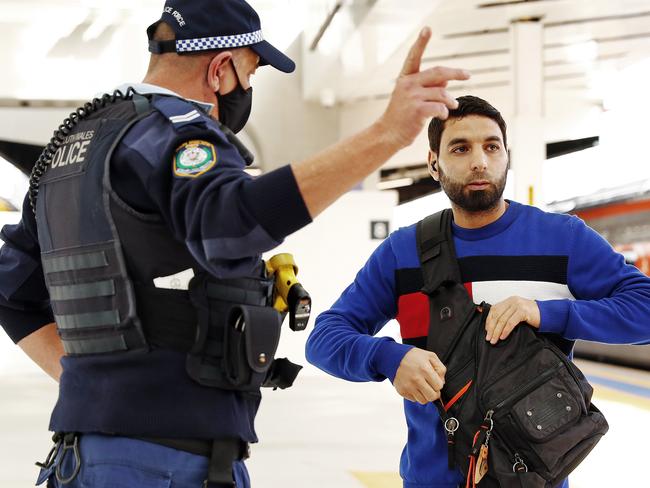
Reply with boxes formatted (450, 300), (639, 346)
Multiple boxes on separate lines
(416, 209), (609, 488)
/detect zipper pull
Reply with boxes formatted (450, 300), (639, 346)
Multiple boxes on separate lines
(513, 453), (528, 473)
(470, 410), (494, 484)
(483, 410), (494, 446)
(444, 417), (459, 470)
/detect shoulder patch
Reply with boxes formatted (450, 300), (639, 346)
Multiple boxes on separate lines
(173, 140), (217, 178)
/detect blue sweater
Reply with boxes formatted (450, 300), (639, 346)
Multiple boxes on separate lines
(306, 201), (650, 488)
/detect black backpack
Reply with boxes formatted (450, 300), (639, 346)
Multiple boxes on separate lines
(416, 209), (609, 488)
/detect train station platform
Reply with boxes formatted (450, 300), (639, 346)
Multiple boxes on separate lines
(0, 334), (647, 487)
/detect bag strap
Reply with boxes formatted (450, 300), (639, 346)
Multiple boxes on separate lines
(416, 209), (476, 362)
(416, 209), (462, 293)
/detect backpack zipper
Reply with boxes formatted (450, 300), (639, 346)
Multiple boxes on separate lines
(492, 361), (563, 412)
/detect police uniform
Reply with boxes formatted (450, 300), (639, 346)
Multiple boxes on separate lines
(0, 1), (309, 486)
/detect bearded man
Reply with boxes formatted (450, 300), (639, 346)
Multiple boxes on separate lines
(305, 95), (650, 488)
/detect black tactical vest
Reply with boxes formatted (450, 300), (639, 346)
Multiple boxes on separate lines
(35, 98), (161, 355)
(34, 94), (294, 393)
(34, 95), (211, 357)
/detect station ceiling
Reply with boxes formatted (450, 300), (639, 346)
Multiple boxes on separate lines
(1, 0), (649, 179)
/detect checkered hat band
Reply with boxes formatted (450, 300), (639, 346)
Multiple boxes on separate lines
(176, 30), (264, 52)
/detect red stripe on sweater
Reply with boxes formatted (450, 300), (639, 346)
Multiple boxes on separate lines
(464, 282), (473, 299)
(397, 292), (429, 339)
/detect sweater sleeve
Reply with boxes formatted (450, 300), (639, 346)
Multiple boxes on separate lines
(305, 235), (413, 383)
(538, 216), (650, 344)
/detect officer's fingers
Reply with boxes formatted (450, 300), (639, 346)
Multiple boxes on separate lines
(416, 87), (459, 110)
(418, 102), (450, 121)
(400, 27), (432, 76)
(415, 66), (471, 87)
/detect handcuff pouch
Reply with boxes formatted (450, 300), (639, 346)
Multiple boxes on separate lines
(223, 304), (282, 390)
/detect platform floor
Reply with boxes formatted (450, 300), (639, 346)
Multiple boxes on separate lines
(1, 334), (648, 487)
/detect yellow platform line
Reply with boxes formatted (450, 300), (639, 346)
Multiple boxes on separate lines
(351, 471), (401, 488)
(576, 360), (650, 389)
(592, 384), (650, 411)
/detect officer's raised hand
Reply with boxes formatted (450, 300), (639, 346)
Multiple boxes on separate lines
(378, 27), (471, 149)
(393, 348), (446, 404)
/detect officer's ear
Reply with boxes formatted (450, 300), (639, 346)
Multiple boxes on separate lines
(428, 150), (440, 182)
(207, 51), (233, 92)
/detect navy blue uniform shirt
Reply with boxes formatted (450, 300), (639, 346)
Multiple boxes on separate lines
(0, 83), (311, 439)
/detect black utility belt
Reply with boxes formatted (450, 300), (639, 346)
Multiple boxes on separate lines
(37, 433), (249, 487)
(135, 274), (301, 392)
(132, 436), (251, 486)
(136, 437), (250, 460)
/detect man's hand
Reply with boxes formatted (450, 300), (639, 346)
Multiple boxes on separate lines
(378, 27), (471, 149)
(485, 296), (541, 345)
(393, 348), (446, 404)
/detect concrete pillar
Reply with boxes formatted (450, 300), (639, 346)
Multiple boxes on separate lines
(510, 18), (545, 207)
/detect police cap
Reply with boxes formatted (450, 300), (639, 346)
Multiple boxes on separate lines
(147, 0), (295, 73)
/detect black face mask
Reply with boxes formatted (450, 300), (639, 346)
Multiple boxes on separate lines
(216, 64), (252, 134)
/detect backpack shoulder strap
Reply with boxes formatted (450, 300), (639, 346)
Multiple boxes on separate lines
(416, 208), (462, 293)
(416, 209), (476, 361)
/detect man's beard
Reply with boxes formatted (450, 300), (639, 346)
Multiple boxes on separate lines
(438, 165), (507, 212)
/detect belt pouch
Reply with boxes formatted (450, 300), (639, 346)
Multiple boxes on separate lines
(224, 304), (282, 391)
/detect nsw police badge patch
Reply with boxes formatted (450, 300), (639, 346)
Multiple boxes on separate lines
(173, 140), (217, 177)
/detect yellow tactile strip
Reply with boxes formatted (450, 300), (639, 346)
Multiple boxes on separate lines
(351, 472), (401, 488)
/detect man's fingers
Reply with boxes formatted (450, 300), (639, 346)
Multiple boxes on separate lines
(490, 306), (516, 344)
(417, 380), (440, 403)
(500, 314), (524, 340)
(485, 307), (499, 340)
(422, 368), (444, 392)
(428, 354), (447, 379)
(416, 66), (471, 88)
(486, 305), (507, 341)
(412, 390), (428, 405)
(400, 27), (432, 76)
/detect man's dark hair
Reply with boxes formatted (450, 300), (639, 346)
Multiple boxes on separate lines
(427, 95), (507, 155)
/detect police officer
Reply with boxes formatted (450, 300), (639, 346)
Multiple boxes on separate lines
(0, 0), (470, 486)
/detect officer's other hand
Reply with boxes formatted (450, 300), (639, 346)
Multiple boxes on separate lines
(485, 296), (541, 345)
(393, 348), (446, 405)
(378, 27), (471, 149)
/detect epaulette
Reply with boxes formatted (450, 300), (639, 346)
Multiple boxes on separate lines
(151, 95), (210, 131)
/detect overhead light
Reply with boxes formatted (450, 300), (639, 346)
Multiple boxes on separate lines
(377, 177), (414, 190)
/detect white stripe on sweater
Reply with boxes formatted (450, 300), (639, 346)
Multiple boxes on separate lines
(470, 280), (575, 304)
